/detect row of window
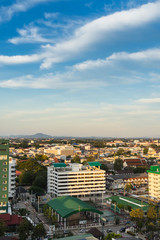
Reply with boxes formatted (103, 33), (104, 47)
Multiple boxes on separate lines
(2, 181), (7, 184)
(0, 202), (7, 206)
(0, 155), (7, 160)
(1, 195), (7, 198)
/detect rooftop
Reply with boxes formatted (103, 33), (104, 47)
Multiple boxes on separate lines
(47, 196), (103, 218)
(147, 165), (160, 174)
(54, 234), (97, 240)
(88, 162), (101, 167)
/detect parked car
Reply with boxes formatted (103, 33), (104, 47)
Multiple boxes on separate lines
(125, 221), (131, 225)
(120, 227), (126, 232)
(107, 229), (112, 233)
(79, 229), (86, 233)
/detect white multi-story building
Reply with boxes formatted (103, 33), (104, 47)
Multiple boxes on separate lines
(147, 166), (160, 201)
(47, 162), (106, 200)
(8, 157), (16, 198)
(44, 145), (75, 156)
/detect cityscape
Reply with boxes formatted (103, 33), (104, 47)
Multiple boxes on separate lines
(1, 0), (160, 240)
(0, 137), (160, 240)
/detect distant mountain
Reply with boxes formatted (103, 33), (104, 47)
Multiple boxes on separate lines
(9, 133), (53, 139)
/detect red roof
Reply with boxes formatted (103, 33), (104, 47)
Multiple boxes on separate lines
(0, 214), (22, 226)
(54, 157), (59, 163)
(124, 158), (148, 166)
(16, 170), (22, 176)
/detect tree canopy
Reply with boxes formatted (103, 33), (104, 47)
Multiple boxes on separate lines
(71, 155), (80, 163)
(18, 219), (33, 240)
(130, 208), (144, 219)
(0, 219), (6, 237)
(147, 206), (157, 220)
(114, 158), (123, 171)
(32, 223), (46, 240)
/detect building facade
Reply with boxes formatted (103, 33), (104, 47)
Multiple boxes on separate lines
(47, 163), (106, 200)
(147, 166), (160, 201)
(0, 140), (9, 213)
(8, 157), (16, 198)
(44, 145), (75, 156)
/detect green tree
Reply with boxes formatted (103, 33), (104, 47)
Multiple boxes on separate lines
(100, 164), (109, 172)
(18, 219), (33, 240)
(19, 140), (29, 148)
(86, 155), (95, 162)
(114, 159), (123, 171)
(125, 183), (132, 192)
(35, 154), (48, 162)
(71, 155), (80, 163)
(133, 167), (147, 173)
(104, 233), (122, 240)
(17, 159), (46, 173)
(143, 147), (148, 155)
(115, 148), (125, 156)
(0, 219), (6, 237)
(19, 171), (35, 185)
(29, 186), (45, 196)
(92, 141), (105, 148)
(32, 223), (46, 240)
(18, 208), (29, 216)
(147, 206), (157, 221)
(130, 208), (144, 219)
(130, 208), (144, 231)
(33, 171), (47, 189)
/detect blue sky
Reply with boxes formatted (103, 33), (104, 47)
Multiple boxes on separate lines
(1, 0), (160, 137)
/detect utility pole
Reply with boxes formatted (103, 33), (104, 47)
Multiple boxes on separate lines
(38, 196), (40, 213)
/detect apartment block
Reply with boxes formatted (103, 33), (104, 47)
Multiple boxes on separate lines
(47, 162), (106, 199)
(8, 157), (16, 198)
(147, 166), (160, 201)
(0, 140), (9, 213)
(44, 145), (75, 156)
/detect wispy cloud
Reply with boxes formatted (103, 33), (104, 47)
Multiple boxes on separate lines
(8, 11), (84, 45)
(137, 98), (160, 103)
(1, 0), (160, 68)
(0, 0), (54, 23)
(8, 27), (53, 44)
(0, 73), (107, 89)
(0, 54), (43, 64)
(74, 48), (160, 71)
(39, 0), (160, 68)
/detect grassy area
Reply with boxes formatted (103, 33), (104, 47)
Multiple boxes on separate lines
(106, 196), (149, 211)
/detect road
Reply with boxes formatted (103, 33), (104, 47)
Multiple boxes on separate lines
(15, 200), (146, 240)
(14, 200), (50, 231)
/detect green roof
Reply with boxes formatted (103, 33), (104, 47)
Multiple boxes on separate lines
(54, 234), (94, 240)
(88, 162), (101, 167)
(53, 163), (66, 168)
(47, 196), (103, 218)
(106, 196), (149, 212)
(147, 165), (160, 174)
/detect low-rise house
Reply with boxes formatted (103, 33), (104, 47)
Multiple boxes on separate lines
(123, 158), (148, 168)
(107, 173), (148, 190)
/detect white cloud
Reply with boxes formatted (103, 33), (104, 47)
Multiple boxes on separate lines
(1, 0), (160, 67)
(74, 48), (160, 71)
(40, 0), (160, 68)
(108, 48), (160, 61)
(0, 54), (43, 64)
(44, 12), (59, 19)
(0, 0), (54, 23)
(137, 98), (160, 103)
(0, 73), (107, 89)
(8, 27), (53, 44)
